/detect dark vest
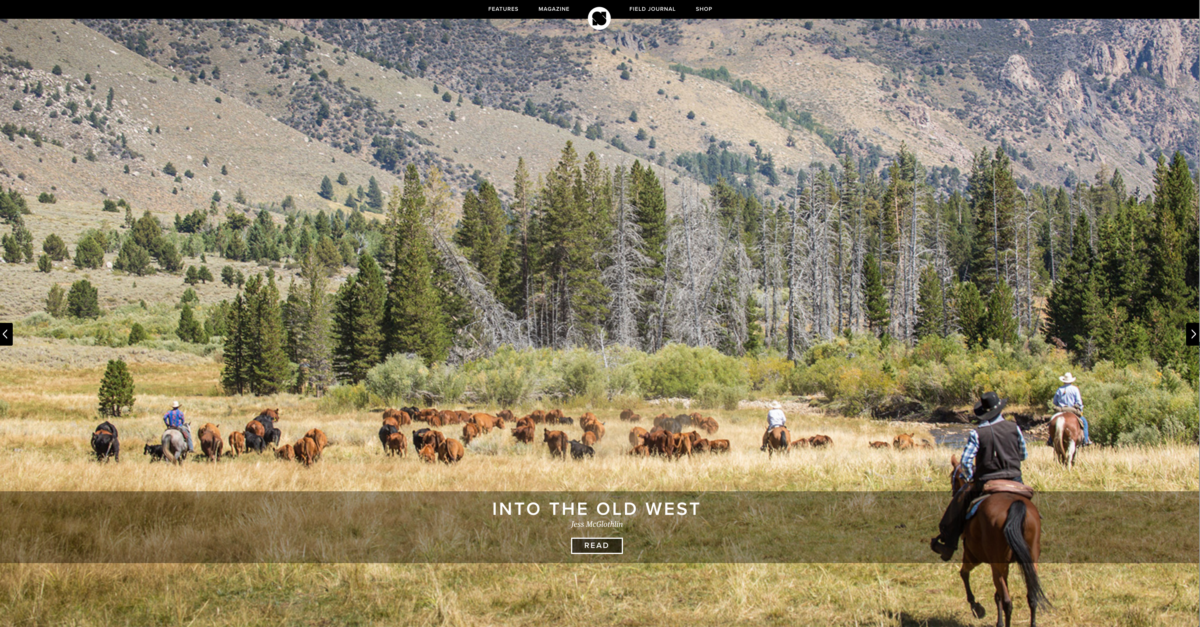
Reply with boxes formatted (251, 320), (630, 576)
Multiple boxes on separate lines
(974, 419), (1022, 481)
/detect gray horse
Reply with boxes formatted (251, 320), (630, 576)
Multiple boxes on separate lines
(161, 427), (189, 465)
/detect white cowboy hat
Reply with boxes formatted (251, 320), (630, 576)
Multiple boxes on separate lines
(172, 401), (180, 408)
(769, 401), (782, 410)
(1059, 373), (1076, 384)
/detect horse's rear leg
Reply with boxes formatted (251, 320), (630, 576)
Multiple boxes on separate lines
(1067, 440), (1076, 469)
(961, 559), (985, 618)
(992, 563), (1012, 627)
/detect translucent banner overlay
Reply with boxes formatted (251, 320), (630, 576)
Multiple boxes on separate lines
(0, 491), (1193, 563)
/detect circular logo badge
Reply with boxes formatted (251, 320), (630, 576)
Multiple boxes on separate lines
(589, 7), (610, 31)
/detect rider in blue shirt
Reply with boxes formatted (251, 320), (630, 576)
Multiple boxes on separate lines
(1051, 372), (1091, 445)
(163, 400), (193, 452)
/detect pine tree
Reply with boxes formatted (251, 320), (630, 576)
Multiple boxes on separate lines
(955, 281), (985, 348)
(244, 273), (289, 395)
(198, 265), (213, 284)
(969, 147), (1018, 294)
(284, 251), (334, 395)
(383, 166), (449, 364)
(175, 303), (207, 343)
(221, 265), (236, 287)
(861, 252), (890, 338)
(333, 255), (386, 383)
(1045, 213), (1095, 352)
(367, 176), (385, 212)
(67, 279), (100, 319)
(915, 265), (943, 340)
(319, 175), (335, 200)
(73, 235), (104, 269)
(981, 279), (1018, 346)
(97, 359), (134, 417)
(221, 292), (250, 394)
(128, 323), (148, 345)
(185, 265), (200, 285)
(42, 233), (67, 260)
(45, 283), (67, 318)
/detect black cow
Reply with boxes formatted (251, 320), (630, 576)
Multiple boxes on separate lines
(412, 428), (431, 450)
(91, 421), (120, 462)
(143, 443), (165, 462)
(569, 440), (595, 460)
(254, 415), (280, 447)
(244, 431), (266, 454)
(379, 424), (399, 452)
(558, 416), (574, 425)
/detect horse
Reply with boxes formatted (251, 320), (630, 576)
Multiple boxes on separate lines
(161, 428), (189, 466)
(950, 454), (1049, 627)
(1050, 412), (1084, 468)
(765, 426), (790, 457)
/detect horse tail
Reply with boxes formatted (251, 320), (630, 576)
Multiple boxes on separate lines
(161, 436), (176, 465)
(1004, 500), (1051, 612)
(780, 429), (788, 449)
(1053, 415), (1065, 454)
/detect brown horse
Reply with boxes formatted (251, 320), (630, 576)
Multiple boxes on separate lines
(1050, 412), (1084, 468)
(765, 427), (790, 457)
(950, 455), (1049, 627)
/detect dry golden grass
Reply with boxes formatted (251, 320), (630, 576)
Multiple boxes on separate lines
(0, 350), (1195, 624)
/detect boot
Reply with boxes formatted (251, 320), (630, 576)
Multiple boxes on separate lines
(930, 536), (956, 561)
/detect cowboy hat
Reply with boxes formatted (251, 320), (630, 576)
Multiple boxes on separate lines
(973, 392), (1006, 422)
(769, 401), (782, 410)
(1059, 372), (1076, 384)
(172, 401), (180, 408)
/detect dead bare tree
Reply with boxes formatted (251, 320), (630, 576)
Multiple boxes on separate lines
(601, 167), (651, 349)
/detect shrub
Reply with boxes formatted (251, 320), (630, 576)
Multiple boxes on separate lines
(45, 284), (67, 318)
(42, 233), (67, 260)
(697, 381), (745, 410)
(365, 353), (429, 405)
(73, 235), (104, 269)
(0, 399), (8, 417)
(318, 383), (372, 413)
(427, 363), (468, 404)
(37, 192), (56, 203)
(128, 322), (148, 345)
(637, 343), (747, 399)
(37, 254), (51, 272)
(67, 279), (100, 319)
(464, 346), (548, 407)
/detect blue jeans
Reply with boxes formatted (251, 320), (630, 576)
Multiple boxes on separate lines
(1079, 416), (1091, 443)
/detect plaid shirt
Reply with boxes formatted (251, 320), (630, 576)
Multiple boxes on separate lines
(164, 409), (185, 429)
(960, 415), (1027, 482)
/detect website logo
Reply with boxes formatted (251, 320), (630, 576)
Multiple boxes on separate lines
(589, 7), (610, 30)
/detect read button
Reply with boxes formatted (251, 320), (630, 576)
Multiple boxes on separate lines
(571, 537), (623, 554)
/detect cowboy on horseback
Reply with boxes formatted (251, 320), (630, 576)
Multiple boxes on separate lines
(164, 401), (193, 453)
(1050, 372), (1091, 446)
(760, 401), (787, 451)
(930, 392), (1027, 561)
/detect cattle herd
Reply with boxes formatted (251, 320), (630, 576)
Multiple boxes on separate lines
(87, 408), (934, 466)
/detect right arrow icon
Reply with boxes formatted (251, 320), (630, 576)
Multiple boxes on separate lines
(1187, 323), (1199, 347)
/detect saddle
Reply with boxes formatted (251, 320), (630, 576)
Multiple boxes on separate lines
(966, 480), (1034, 521)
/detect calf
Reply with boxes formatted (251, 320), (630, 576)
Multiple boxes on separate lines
(512, 424), (535, 444)
(470, 413), (497, 433)
(629, 426), (648, 447)
(543, 429), (568, 459)
(276, 444), (295, 462)
(809, 434), (833, 448)
(643, 430), (675, 457)
(708, 439), (731, 453)
(199, 423), (224, 463)
(870, 441), (891, 449)
(673, 433), (693, 459)
(305, 428), (328, 460)
(437, 438), (465, 464)
(228, 431), (246, 457)
(583, 420), (605, 442)
(143, 443), (165, 462)
(629, 445), (650, 457)
(386, 432), (408, 458)
(497, 409), (515, 423)
(295, 437), (319, 467)
(462, 422), (481, 445)
(893, 433), (915, 450)
(619, 409), (641, 422)
(581, 431), (598, 448)
(569, 440), (595, 459)
(244, 431), (266, 454)
(692, 439), (711, 453)
(379, 424), (399, 452)
(418, 443), (437, 464)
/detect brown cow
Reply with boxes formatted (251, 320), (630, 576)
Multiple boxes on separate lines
(418, 443), (437, 463)
(544, 429), (568, 458)
(516, 416), (535, 430)
(789, 437), (809, 450)
(693, 439), (711, 453)
(809, 434), (833, 448)
(619, 409), (641, 422)
(383, 408), (411, 426)
(893, 433), (915, 450)
(198, 423), (223, 462)
(708, 439), (731, 453)
(415, 429), (446, 450)
(682, 431), (703, 447)
(471, 413), (497, 433)
(438, 438), (465, 464)
(305, 428), (328, 460)
(673, 433), (693, 459)
(462, 422), (481, 445)
(439, 410), (460, 425)
(870, 441), (891, 449)
(765, 427), (791, 457)
(546, 409), (565, 424)
(382, 415), (401, 431)
(581, 431), (598, 448)
(244, 419), (266, 439)
(629, 445), (649, 457)
(228, 431), (245, 457)
(643, 430), (675, 457)
(497, 409), (515, 423)
(417, 408), (440, 423)
(629, 426), (648, 447)
(512, 424), (535, 444)
(583, 420), (605, 442)
(275, 444), (295, 461)
(696, 416), (720, 434)
(529, 410), (546, 424)
(259, 408), (281, 422)
(385, 432), (407, 457)
(294, 437), (318, 467)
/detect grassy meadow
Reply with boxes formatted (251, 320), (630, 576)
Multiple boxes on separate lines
(0, 348), (1195, 626)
